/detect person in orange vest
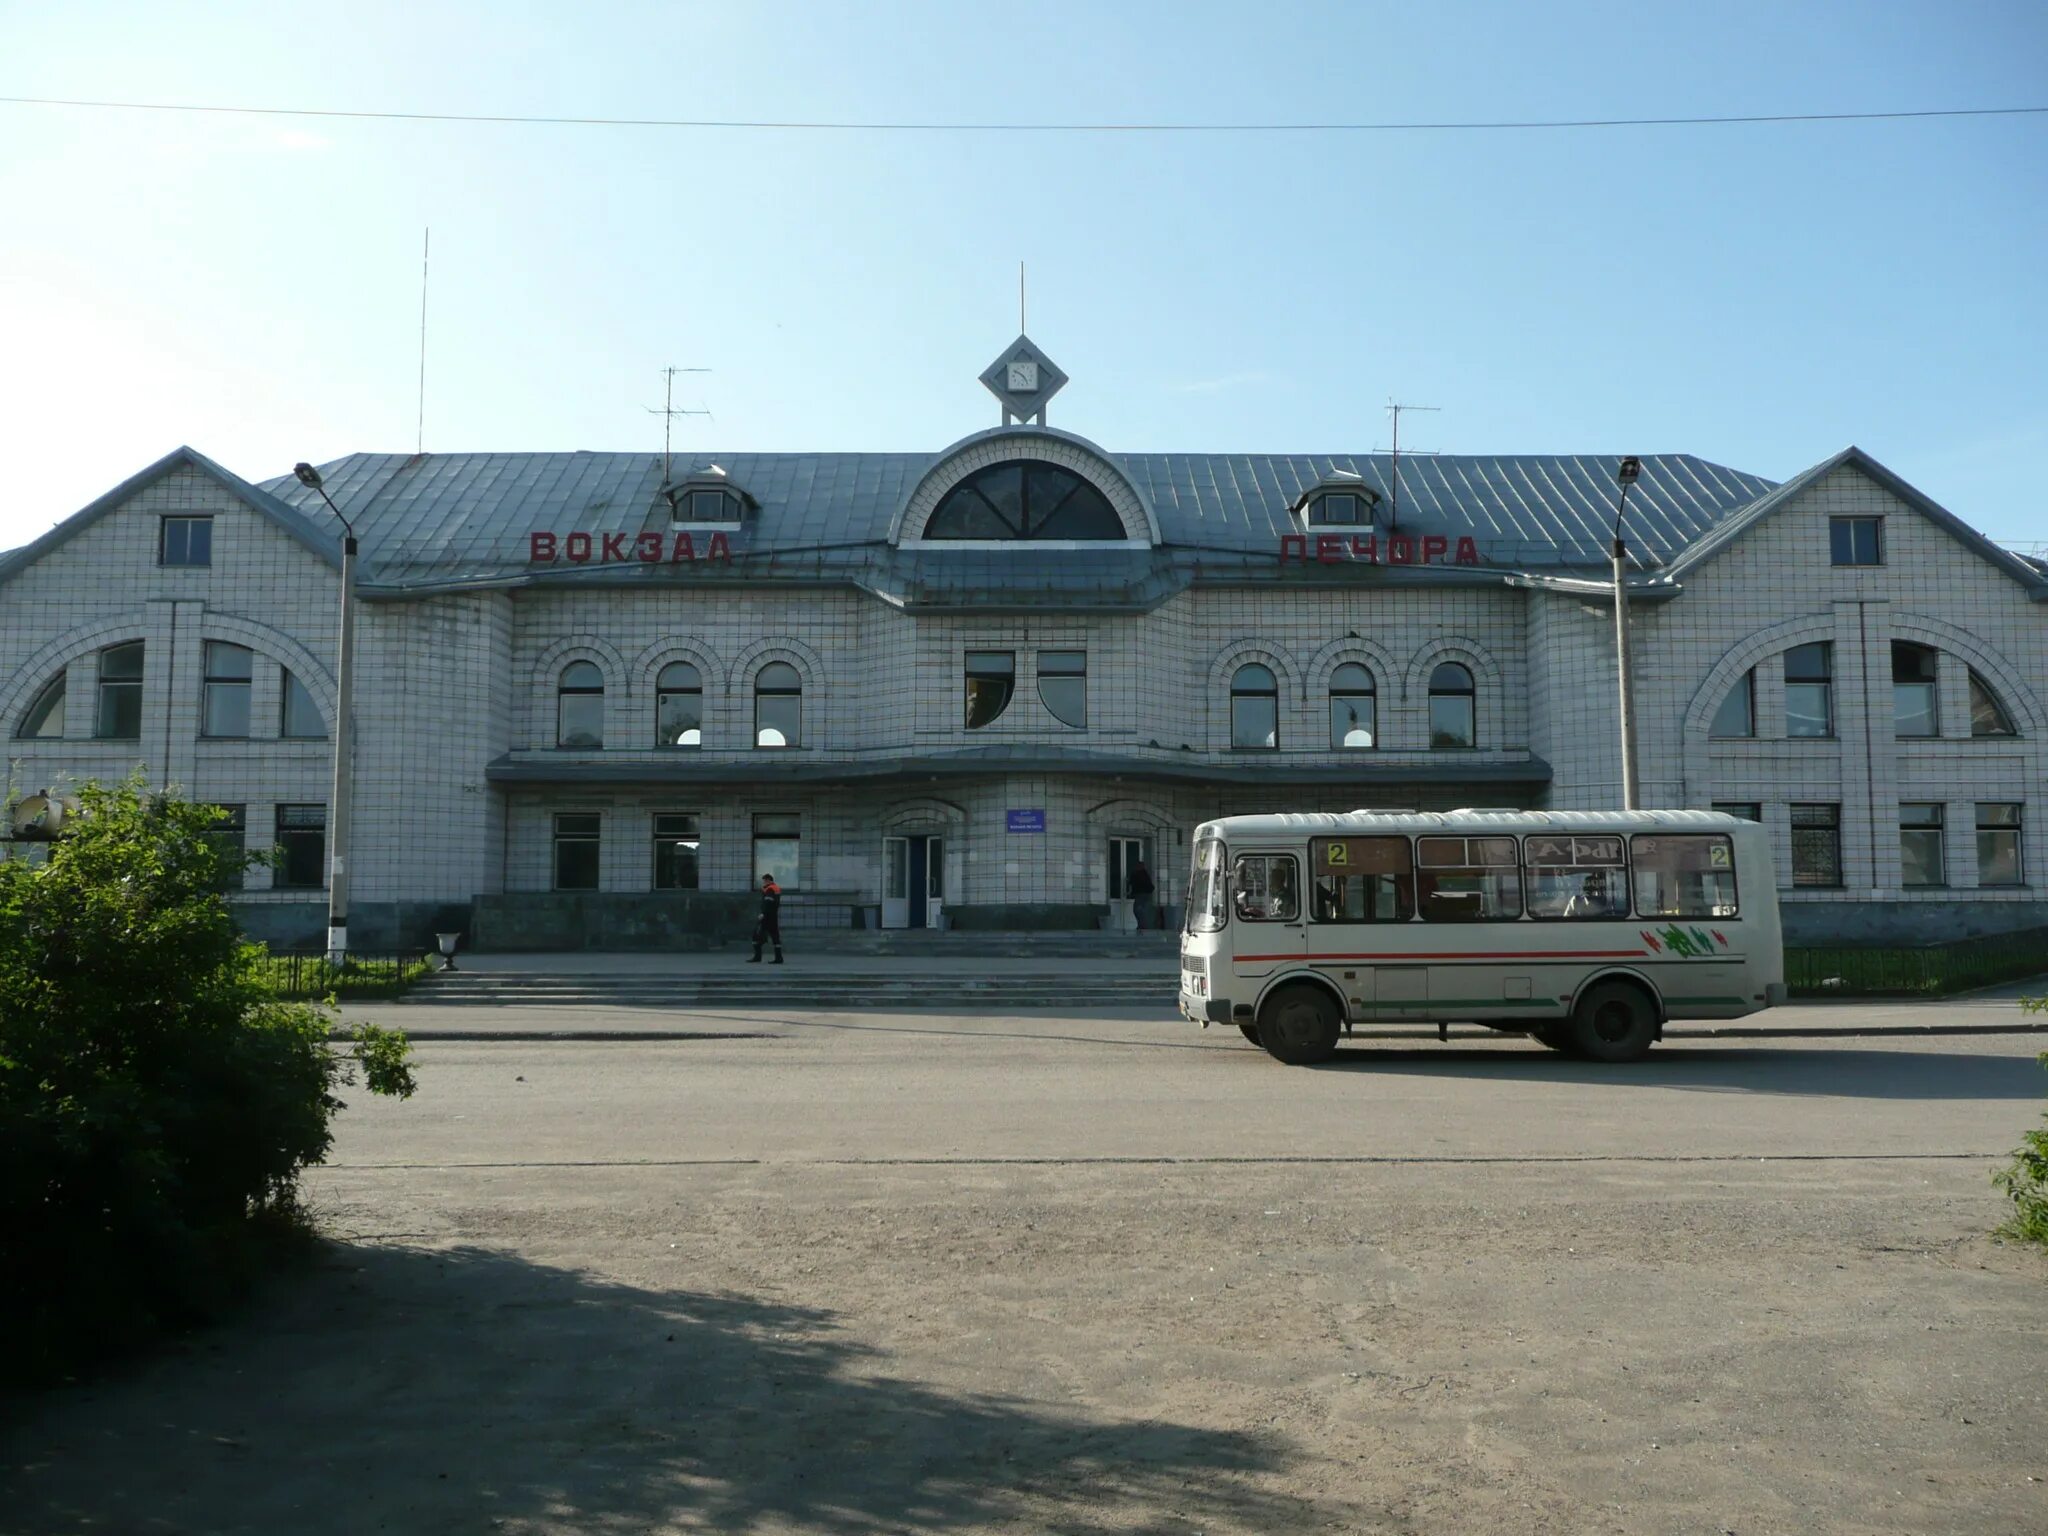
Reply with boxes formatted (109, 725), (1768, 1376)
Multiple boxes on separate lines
(748, 873), (784, 963)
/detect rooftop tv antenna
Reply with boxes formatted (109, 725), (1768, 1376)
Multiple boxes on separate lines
(415, 228), (430, 456)
(1382, 399), (1440, 531)
(648, 364), (711, 483)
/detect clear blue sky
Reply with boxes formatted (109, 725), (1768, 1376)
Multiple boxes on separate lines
(2, 0), (2044, 551)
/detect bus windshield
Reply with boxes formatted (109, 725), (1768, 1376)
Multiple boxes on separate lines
(1186, 838), (1228, 933)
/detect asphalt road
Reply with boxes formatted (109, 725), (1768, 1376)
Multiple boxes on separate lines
(8, 1002), (2046, 1536)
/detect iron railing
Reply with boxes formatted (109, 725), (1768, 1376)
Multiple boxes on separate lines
(1787, 926), (2048, 998)
(258, 950), (432, 999)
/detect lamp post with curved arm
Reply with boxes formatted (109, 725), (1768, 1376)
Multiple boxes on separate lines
(1611, 456), (1642, 812)
(293, 462), (355, 965)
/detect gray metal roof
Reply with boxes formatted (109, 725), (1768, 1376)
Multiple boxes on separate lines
(252, 447), (1775, 592)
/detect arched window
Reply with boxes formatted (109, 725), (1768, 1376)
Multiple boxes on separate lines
(1329, 663), (1375, 749)
(1891, 641), (1939, 737)
(656, 661), (703, 748)
(556, 660), (604, 749)
(924, 461), (1127, 540)
(1710, 669), (1756, 738)
(95, 642), (144, 739)
(1428, 662), (1476, 749)
(17, 672), (65, 739)
(1230, 663), (1279, 750)
(755, 662), (802, 748)
(1969, 669), (2016, 737)
(281, 669), (325, 739)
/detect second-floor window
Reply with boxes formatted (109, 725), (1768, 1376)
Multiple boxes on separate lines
(95, 642), (144, 739)
(1710, 669), (1755, 738)
(159, 516), (213, 567)
(1038, 651), (1086, 728)
(1892, 642), (1938, 737)
(1829, 516), (1882, 566)
(1785, 643), (1833, 737)
(964, 651), (1016, 729)
(201, 641), (253, 738)
(557, 661), (604, 748)
(755, 663), (802, 748)
(1329, 663), (1375, 749)
(281, 669), (325, 738)
(1230, 664), (1278, 750)
(1429, 663), (1476, 749)
(657, 662), (702, 748)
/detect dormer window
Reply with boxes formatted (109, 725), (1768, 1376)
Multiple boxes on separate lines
(1293, 476), (1381, 528)
(661, 467), (754, 527)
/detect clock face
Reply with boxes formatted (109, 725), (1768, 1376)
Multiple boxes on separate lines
(1006, 360), (1040, 392)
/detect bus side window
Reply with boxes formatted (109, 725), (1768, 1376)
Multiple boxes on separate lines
(1524, 834), (1629, 920)
(1310, 837), (1415, 922)
(1417, 835), (1523, 921)
(1233, 854), (1300, 923)
(1630, 834), (1739, 918)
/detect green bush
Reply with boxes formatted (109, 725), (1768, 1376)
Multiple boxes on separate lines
(1992, 999), (2048, 1248)
(0, 780), (415, 1384)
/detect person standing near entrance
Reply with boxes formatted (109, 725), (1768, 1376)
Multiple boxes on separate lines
(1127, 859), (1156, 931)
(749, 873), (784, 963)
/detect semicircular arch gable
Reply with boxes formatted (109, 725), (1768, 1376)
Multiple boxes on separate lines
(1681, 615), (1837, 743)
(0, 616), (150, 730)
(893, 427), (1159, 545)
(1888, 611), (2046, 736)
(198, 613), (338, 723)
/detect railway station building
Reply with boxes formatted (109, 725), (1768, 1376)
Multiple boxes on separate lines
(5, 336), (2046, 948)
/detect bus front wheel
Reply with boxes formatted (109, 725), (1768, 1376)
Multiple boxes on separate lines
(1237, 1023), (1262, 1046)
(1569, 981), (1659, 1063)
(1258, 985), (1341, 1066)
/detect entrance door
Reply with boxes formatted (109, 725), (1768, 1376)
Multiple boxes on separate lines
(1107, 835), (1149, 931)
(906, 834), (929, 928)
(922, 836), (945, 929)
(882, 836), (910, 928)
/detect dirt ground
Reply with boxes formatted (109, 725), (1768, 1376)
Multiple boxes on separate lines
(5, 1022), (2046, 1534)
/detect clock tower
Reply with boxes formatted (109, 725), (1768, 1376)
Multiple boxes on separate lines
(978, 334), (1068, 426)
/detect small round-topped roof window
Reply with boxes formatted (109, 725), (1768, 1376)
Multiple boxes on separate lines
(924, 461), (1127, 541)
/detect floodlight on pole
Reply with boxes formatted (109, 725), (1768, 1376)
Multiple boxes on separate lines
(295, 462), (358, 965)
(1611, 456), (1643, 812)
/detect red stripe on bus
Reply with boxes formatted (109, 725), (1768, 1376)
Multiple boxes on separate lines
(1232, 950), (1650, 963)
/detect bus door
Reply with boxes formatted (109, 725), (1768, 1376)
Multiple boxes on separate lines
(1229, 849), (1305, 981)
(1310, 835), (1424, 1021)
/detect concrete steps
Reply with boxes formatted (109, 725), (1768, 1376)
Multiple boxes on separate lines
(409, 970), (1175, 1011)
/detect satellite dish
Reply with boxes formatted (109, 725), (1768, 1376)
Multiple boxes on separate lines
(9, 793), (80, 841)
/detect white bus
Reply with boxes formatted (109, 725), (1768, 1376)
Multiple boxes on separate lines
(1179, 809), (1784, 1065)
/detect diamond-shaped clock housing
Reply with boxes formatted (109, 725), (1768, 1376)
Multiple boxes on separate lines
(979, 334), (1068, 422)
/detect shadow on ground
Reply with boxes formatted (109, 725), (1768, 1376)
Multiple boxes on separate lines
(1306, 1043), (2048, 1101)
(1, 1241), (1313, 1535)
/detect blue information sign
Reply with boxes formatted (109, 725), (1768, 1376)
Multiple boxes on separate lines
(1006, 809), (1046, 834)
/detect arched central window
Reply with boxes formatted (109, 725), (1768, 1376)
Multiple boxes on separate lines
(556, 660), (604, 749)
(755, 662), (802, 748)
(17, 672), (65, 739)
(1429, 663), (1476, 749)
(924, 461), (1127, 540)
(1329, 663), (1376, 749)
(657, 661), (702, 748)
(1230, 663), (1279, 750)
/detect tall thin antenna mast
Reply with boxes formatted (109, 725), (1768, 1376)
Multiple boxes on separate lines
(1019, 260), (1026, 331)
(1384, 399), (1440, 531)
(415, 228), (430, 455)
(648, 364), (711, 483)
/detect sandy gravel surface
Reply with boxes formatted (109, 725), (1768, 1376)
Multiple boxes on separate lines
(5, 1019), (2045, 1534)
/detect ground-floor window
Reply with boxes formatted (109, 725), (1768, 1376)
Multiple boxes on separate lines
(1790, 803), (1841, 888)
(553, 812), (601, 890)
(206, 804), (246, 891)
(1711, 801), (1761, 822)
(274, 804), (327, 889)
(752, 813), (801, 889)
(1899, 802), (1946, 887)
(653, 813), (701, 890)
(1977, 803), (2023, 886)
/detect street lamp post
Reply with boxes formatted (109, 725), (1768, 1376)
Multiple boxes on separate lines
(1611, 455), (1643, 812)
(293, 462), (356, 965)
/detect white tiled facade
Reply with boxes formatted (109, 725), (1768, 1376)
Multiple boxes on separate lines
(6, 439), (2045, 949)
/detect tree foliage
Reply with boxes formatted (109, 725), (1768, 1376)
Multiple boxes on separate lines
(0, 779), (413, 1383)
(1992, 1001), (2048, 1248)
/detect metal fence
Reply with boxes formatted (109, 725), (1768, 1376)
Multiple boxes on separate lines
(1787, 926), (2048, 998)
(259, 950), (432, 999)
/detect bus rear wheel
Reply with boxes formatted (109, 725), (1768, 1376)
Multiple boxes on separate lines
(1258, 985), (1341, 1066)
(1569, 981), (1659, 1063)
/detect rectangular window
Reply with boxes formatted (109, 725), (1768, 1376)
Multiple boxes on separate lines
(1630, 833), (1738, 918)
(95, 642), (144, 739)
(1790, 803), (1842, 888)
(1523, 834), (1630, 920)
(201, 641), (253, 738)
(1899, 802), (1946, 888)
(274, 804), (327, 889)
(281, 669), (326, 738)
(1977, 803), (2023, 887)
(752, 813), (801, 891)
(1310, 837), (1414, 923)
(964, 651), (1016, 729)
(1829, 516), (1883, 566)
(552, 812), (601, 891)
(1315, 492), (1364, 525)
(1231, 853), (1299, 923)
(1785, 642), (1833, 738)
(1709, 670), (1755, 739)
(206, 804), (246, 892)
(159, 516), (213, 567)
(1038, 650), (1087, 729)
(652, 812), (701, 891)
(1416, 835), (1522, 921)
(1712, 801), (1762, 822)
(1892, 643), (1939, 738)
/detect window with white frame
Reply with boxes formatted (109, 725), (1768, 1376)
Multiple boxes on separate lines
(1899, 802), (1946, 887)
(1977, 803), (2023, 886)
